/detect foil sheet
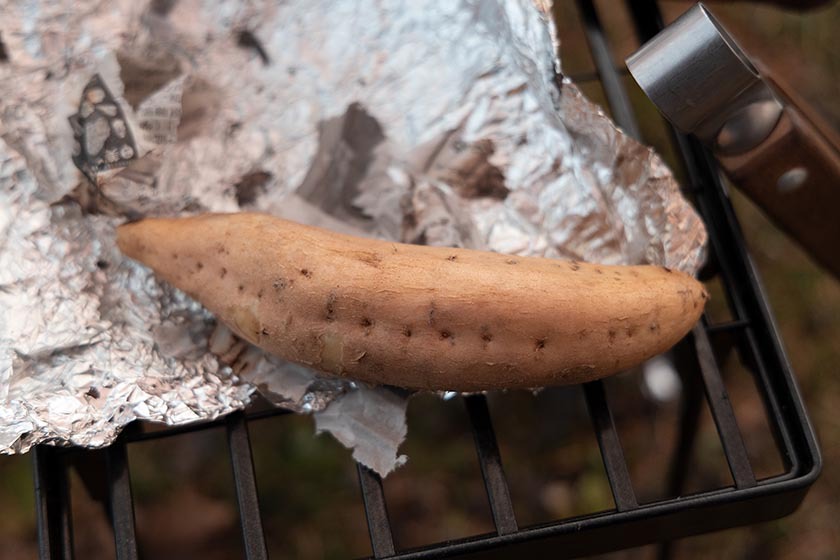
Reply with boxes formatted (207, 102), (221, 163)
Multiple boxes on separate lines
(0, 0), (706, 475)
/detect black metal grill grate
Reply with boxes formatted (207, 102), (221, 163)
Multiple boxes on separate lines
(23, 0), (821, 558)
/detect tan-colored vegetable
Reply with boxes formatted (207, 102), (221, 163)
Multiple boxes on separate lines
(117, 212), (707, 391)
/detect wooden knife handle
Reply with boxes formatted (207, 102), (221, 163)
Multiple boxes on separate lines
(716, 96), (840, 277)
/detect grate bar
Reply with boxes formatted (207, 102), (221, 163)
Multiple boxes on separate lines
(126, 407), (291, 443)
(585, 0), (755, 491)
(226, 412), (269, 560)
(692, 326), (757, 488)
(740, 328), (796, 472)
(573, 0), (641, 515)
(576, 0), (642, 139)
(583, 381), (638, 511)
(357, 463), (396, 558)
(33, 446), (74, 560)
(706, 322), (749, 369)
(666, 339), (708, 499)
(625, 0), (792, 487)
(626, 0), (665, 44)
(672, 120), (800, 476)
(566, 67), (631, 85)
(106, 440), (139, 560)
(705, 320), (751, 334)
(463, 395), (519, 535)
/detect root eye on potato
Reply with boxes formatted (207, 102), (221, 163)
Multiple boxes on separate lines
(117, 212), (708, 392)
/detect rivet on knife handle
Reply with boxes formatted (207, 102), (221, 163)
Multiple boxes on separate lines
(626, 3), (840, 278)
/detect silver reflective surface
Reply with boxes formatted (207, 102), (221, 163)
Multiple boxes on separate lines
(1, 0), (705, 475)
(626, 3), (780, 145)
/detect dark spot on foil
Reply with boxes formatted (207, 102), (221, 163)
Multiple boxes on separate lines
(234, 170), (272, 206)
(0, 33), (9, 63)
(150, 0), (178, 16)
(552, 72), (565, 94)
(440, 138), (509, 200)
(295, 103), (384, 227)
(235, 29), (271, 65)
(96, 259), (109, 269)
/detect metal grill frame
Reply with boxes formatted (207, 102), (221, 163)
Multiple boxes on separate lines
(23, 1), (822, 558)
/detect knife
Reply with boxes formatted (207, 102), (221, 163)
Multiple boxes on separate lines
(626, 3), (840, 278)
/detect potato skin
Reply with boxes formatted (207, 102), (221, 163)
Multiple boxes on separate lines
(117, 212), (708, 391)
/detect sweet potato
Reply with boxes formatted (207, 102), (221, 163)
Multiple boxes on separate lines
(117, 212), (707, 391)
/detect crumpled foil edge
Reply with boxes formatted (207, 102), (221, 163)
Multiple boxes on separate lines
(1, 0), (706, 476)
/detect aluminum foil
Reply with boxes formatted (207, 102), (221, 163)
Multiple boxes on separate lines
(0, 0), (706, 476)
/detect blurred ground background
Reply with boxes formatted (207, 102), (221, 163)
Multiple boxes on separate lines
(1, 1), (839, 558)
